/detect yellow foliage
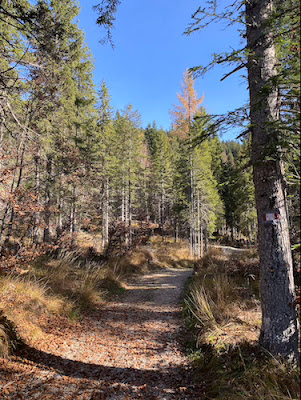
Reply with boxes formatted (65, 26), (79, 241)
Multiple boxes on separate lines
(170, 69), (204, 139)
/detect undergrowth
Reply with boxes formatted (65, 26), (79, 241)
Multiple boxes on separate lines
(184, 248), (300, 400)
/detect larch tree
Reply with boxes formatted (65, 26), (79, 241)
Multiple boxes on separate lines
(170, 70), (205, 257)
(170, 70), (204, 139)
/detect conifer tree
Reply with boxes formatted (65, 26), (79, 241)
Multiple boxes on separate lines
(96, 80), (114, 247)
(185, 0), (299, 360)
(170, 71), (221, 257)
(111, 105), (145, 245)
(146, 127), (174, 237)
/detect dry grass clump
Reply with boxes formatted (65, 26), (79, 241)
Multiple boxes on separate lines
(101, 237), (192, 277)
(75, 231), (103, 253)
(185, 248), (300, 399)
(30, 256), (126, 308)
(0, 275), (71, 354)
(149, 236), (193, 267)
(107, 248), (156, 277)
(0, 324), (9, 357)
(0, 312), (23, 358)
(191, 343), (300, 400)
(237, 358), (300, 400)
(186, 248), (260, 348)
(0, 253), (126, 354)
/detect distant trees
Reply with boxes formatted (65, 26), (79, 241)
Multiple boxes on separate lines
(0, 0), (97, 252)
(170, 71), (222, 257)
(218, 141), (257, 243)
(1, 6), (229, 260)
(0, 1), (266, 259)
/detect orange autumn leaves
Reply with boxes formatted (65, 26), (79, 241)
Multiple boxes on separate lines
(170, 70), (204, 139)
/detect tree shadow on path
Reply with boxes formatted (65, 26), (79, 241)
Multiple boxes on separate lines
(15, 344), (201, 399)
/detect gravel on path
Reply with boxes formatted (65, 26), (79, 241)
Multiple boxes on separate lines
(0, 267), (206, 399)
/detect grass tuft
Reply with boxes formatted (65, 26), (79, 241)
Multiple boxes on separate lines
(184, 248), (300, 399)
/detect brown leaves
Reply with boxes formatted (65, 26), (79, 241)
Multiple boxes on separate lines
(0, 268), (199, 399)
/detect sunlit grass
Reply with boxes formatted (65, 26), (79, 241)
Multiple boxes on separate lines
(0, 232), (193, 357)
(0, 274), (72, 355)
(149, 236), (194, 267)
(184, 249), (300, 399)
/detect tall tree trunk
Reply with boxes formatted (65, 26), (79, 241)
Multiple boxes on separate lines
(4, 142), (26, 245)
(204, 227), (208, 254)
(43, 155), (52, 243)
(33, 148), (41, 244)
(102, 177), (109, 248)
(174, 217), (178, 243)
(56, 192), (63, 238)
(197, 190), (201, 258)
(0, 124), (4, 171)
(246, 0), (299, 361)
(70, 183), (77, 247)
(200, 224), (204, 259)
(128, 130), (133, 246)
(121, 175), (125, 223)
(189, 155), (194, 257)
(128, 175), (132, 246)
(160, 176), (164, 241)
(0, 139), (24, 246)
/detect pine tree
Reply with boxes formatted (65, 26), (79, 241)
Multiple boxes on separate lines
(96, 80), (114, 248)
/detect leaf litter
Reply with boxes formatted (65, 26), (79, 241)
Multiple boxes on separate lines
(0, 267), (207, 399)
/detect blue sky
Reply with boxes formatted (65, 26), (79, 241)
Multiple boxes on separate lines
(78, 0), (248, 140)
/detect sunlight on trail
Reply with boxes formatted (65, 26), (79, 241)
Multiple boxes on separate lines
(1, 267), (197, 399)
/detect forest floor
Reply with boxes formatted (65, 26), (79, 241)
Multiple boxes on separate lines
(0, 265), (205, 399)
(1, 241), (299, 399)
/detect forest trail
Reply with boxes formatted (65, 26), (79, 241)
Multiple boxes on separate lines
(0, 267), (205, 399)
(210, 244), (251, 257)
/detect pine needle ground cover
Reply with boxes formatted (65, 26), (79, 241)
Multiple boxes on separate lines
(184, 248), (300, 400)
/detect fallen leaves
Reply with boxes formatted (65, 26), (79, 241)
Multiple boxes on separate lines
(0, 268), (205, 399)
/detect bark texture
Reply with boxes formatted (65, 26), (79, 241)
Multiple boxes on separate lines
(246, 0), (299, 361)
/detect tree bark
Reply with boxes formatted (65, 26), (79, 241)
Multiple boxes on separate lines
(160, 176), (164, 240)
(4, 142), (26, 245)
(70, 183), (77, 247)
(43, 155), (52, 243)
(246, 0), (299, 361)
(102, 177), (109, 248)
(33, 148), (41, 244)
(121, 176), (125, 223)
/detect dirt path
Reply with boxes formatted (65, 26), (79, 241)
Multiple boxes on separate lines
(210, 244), (251, 256)
(0, 267), (204, 399)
